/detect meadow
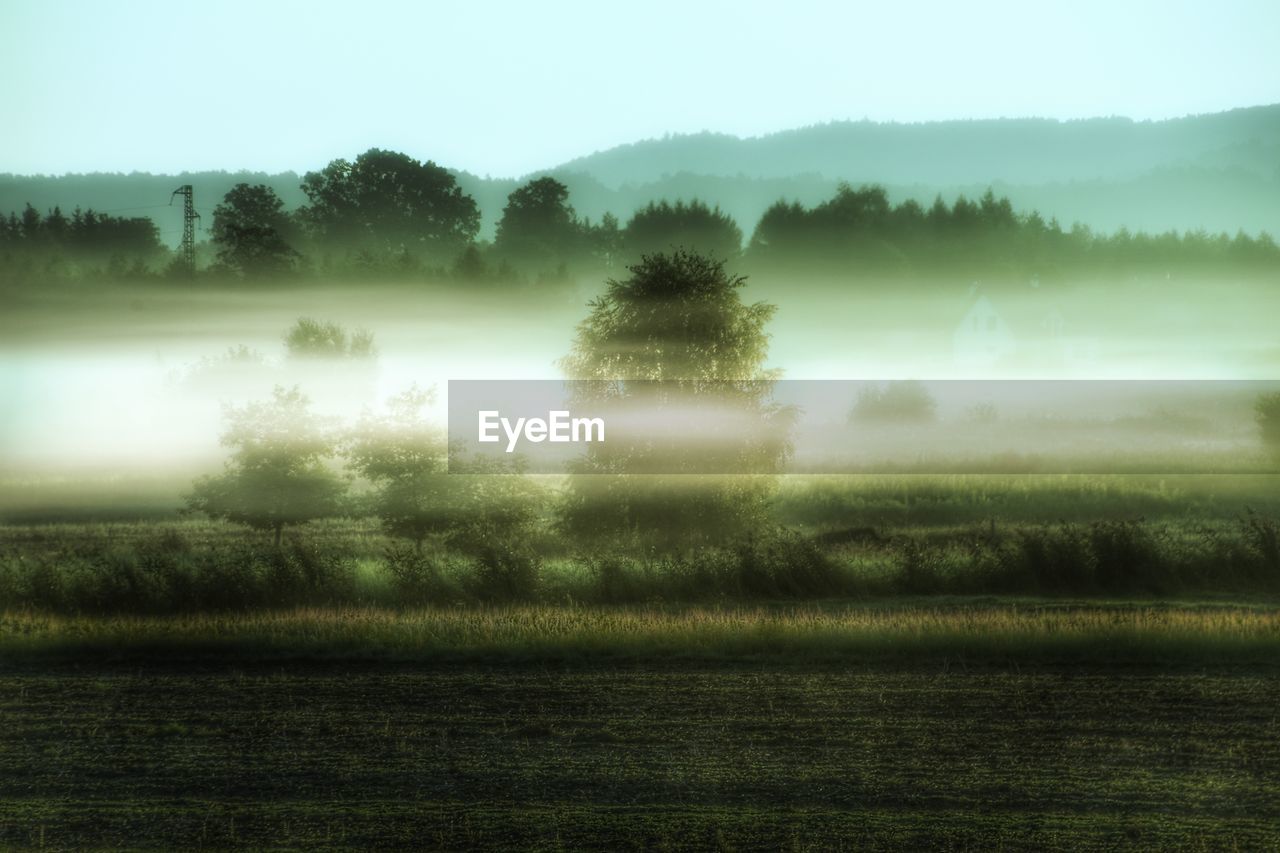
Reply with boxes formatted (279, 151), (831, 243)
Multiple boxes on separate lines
(2, 472), (1278, 615)
(4, 276), (1280, 849)
(3, 473), (1277, 849)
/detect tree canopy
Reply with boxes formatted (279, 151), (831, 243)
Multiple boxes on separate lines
(344, 386), (453, 548)
(559, 251), (789, 547)
(299, 148), (480, 262)
(184, 387), (346, 545)
(211, 183), (300, 277)
(494, 176), (581, 274)
(746, 183), (1280, 279)
(561, 251), (776, 387)
(622, 199), (742, 264)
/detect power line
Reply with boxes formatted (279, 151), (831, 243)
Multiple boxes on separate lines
(83, 204), (173, 213)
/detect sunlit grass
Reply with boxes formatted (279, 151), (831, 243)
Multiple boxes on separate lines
(4, 601), (1278, 665)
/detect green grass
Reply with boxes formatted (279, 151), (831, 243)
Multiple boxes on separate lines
(4, 601), (1279, 666)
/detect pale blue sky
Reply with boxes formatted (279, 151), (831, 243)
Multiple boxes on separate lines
(2, 0), (1277, 177)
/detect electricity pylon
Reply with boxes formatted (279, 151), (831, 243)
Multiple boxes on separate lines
(170, 185), (199, 275)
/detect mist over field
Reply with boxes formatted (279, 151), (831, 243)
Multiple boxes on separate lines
(4, 272), (1279, 501)
(5, 4), (1280, 848)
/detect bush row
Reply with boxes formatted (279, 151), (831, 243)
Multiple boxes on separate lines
(0, 516), (1277, 613)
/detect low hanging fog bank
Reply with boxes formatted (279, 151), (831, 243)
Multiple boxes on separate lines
(2, 274), (1278, 509)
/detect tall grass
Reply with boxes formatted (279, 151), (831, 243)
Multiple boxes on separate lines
(3, 602), (1278, 666)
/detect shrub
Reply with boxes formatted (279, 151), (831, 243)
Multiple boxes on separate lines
(380, 543), (469, 604)
(589, 554), (647, 604)
(471, 544), (541, 602)
(1088, 519), (1166, 593)
(849, 380), (937, 424)
(1241, 509), (1280, 579)
(256, 537), (355, 606)
(1016, 524), (1096, 593)
(733, 531), (846, 598)
(892, 540), (950, 594)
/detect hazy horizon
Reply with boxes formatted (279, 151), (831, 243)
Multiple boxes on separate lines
(4, 0), (1279, 177)
(1, 104), (1277, 181)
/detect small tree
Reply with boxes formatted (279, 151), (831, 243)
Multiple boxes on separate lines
(347, 388), (544, 554)
(1258, 392), (1280, 465)
(345, 386), (451, 550)
(185, 387), (345, 545)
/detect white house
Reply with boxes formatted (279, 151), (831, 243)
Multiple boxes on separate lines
(953, 294), (1016, 367)
(953, 291), (1099, 371)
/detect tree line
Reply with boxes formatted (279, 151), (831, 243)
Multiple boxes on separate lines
(4, 146), (1279, 286)
(749, 184), (1280, 280)
(0, 204), (165, 279)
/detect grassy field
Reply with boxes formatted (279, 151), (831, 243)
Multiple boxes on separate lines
(1, 657), (1276, 849)
(1, 478), (1278, 849)
(1, 602), (1278, 847)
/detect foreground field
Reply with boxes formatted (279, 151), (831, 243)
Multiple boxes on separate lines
(0, 662), (1277, 849)
(3, 604), (1278, 849)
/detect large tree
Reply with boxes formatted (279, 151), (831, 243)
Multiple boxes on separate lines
(185, 387), (345, 546)
(211, 183), (299, 277)
(299, 148), (479, 262)
(559, 250), (791, 547)
(493, 176), (580, 274)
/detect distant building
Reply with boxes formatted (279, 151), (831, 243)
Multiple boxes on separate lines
(953, 294), (1015, 367)
(953, 290), (1099, 370)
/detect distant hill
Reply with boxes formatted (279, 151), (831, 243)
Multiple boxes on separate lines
(557, 106), (1280, 187)
(3, 106), (1279, 248)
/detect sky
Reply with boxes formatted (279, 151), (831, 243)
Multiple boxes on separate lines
(2, 0), (1278, 177)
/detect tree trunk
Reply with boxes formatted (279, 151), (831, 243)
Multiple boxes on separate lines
(273, 524), (283, 548)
